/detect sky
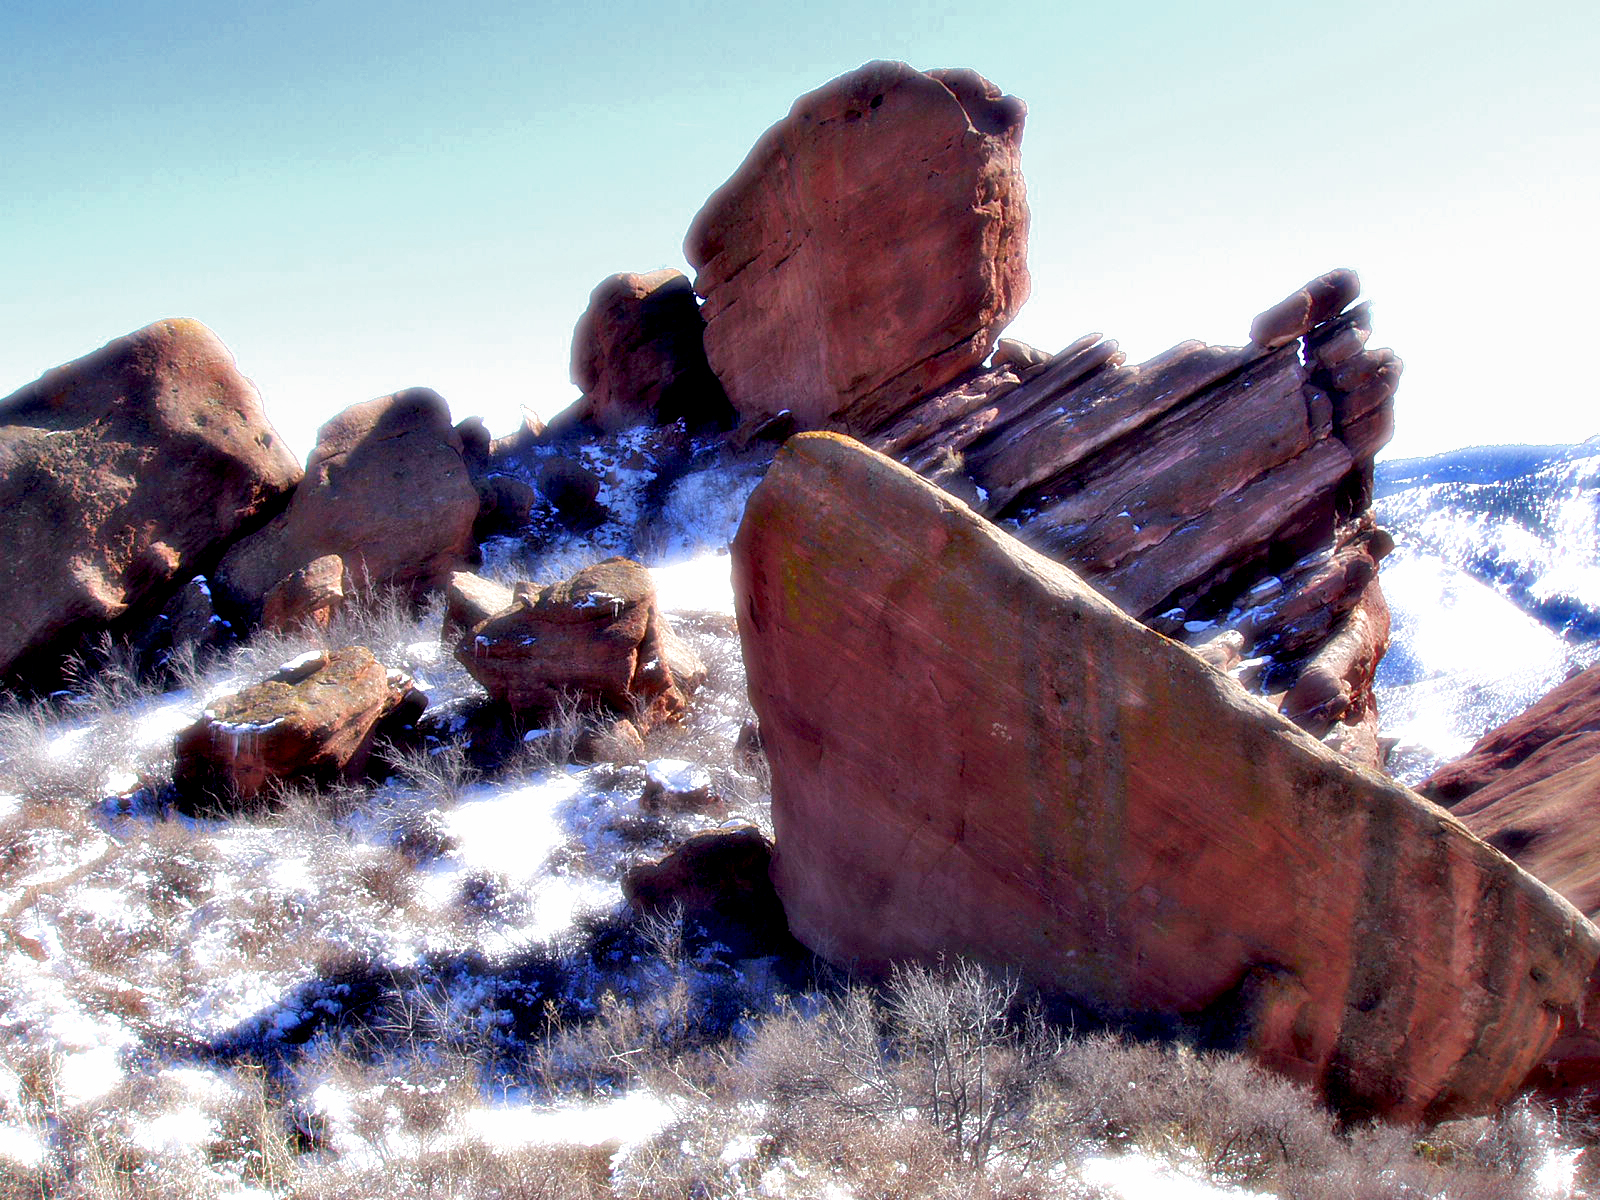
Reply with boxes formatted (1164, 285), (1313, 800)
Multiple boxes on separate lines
(2, 0), (1595, 463)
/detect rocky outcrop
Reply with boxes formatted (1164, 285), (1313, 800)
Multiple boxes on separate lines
(173, 646), (418, 807)
(260, 554), (346, 633)
(732, 432), (1599, 1121)
(1421, 662), (1600, 806)
(685, 61), (1029, 432)
(571, 269), (730, 431)
(866, 272), (1402, 765)
(216, 388), (478, 621)
(452, 559), (705, 739)
(0, 319), (301, 679)
(1418, 665), (1600, 1102)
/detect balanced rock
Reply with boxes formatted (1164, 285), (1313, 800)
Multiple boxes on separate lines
(732, 432), (1598, 1121)
(453, 559), (704, 735)
(571, 269), (730, 431)
(174, 646), (417, 806)
(685, 60), (1029, 432)
(217, 388), (478, 620)
(0, 319), (301, 678)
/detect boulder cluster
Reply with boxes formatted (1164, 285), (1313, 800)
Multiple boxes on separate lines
(6, 58), (1595, 1125)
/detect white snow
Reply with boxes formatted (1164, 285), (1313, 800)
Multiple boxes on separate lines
(645, 759), (712, 795)
(648, 552), (734, 615)
(1079, 1151), (1274, 1199)
(463, 1089), (675, 1151)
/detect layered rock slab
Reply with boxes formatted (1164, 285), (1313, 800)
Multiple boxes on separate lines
(732, 432), (1599, 1121)
(685, 60), (1029, 431)
(0, 318), (302, 678)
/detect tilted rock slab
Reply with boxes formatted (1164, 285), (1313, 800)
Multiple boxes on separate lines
(685, 60), (1029, 432)
(867, 271), (1401, 765)
(0, 319), (301, 678)
(217, 387), (478, 620)
(732, 432), (1599, 1121)
(174, 646), (416, 806)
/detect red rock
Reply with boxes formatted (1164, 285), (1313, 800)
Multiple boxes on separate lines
(454, 558), (703, 734)
(442, 571), (514, 647)
(570, 269), (730, 431)
(174, 646), (415, 806)
(1421, 663), (1600, 807)
(217, 388), (478, 619)
(733, 432), (1597, 1121)
(260, 554), (346, 634)
(685, 61), (1029, 432)
(1249, 269), (1361, 349)
(0, 319), (301, 677)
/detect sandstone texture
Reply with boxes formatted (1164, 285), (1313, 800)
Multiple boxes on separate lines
(452, 559), (704, 739)
(260, 554), (346, 634)
(624, 825), (790, 957)
(0, 319), (301, 678)
(174, 646), (416, 806)
(732, 432), (1599, 1121)
(571, 269), (730, 431)
(866, 271), (1402, 765)
(685, 60), (1029, 432)
(1419, 664), (1600, 1100)
(217, 388), (478, 619)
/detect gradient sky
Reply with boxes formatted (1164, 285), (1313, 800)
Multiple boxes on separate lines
(3, 0), (1595, 462)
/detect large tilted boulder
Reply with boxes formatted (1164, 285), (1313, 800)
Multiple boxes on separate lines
(570, 269), (730, 431)
(685, 60), (1029, 432)
(173, 646), (418, 806)
(216, 388), (478, 620)
(0, 319), (301, 678)
(453, 558), (704, 739)
(732, 432), (1599, 1121)
(867, 270), (1402, 766)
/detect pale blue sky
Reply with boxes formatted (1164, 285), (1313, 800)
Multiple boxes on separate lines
(2, 0), (1595, 460)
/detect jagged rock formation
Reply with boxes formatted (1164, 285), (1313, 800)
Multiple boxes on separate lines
(685, 60), (1029, 431)
(867, 270), (1400, 763)
(732, 432), (1599, 1121)
(0, 319), (302, 679)
(452, 558), (705, 742)
(216, 388), (479, 622)
(174, 646), (418, 806)
(570, 269), (730, 431)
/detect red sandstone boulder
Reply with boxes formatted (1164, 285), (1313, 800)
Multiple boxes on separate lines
(623, 825), (790, 957)
(453, 559), (705, 736)
(733, 432), (1598, 1121)
(685, 61), (1029, 432)
(216, 388), (478, 620)
(570, 269), (730, 431)
(0, 319), (301, 678)
(260, 554), (346, 634)
(173, 646), (417, 807)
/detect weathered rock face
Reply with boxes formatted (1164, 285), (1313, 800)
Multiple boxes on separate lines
(173, 646), (416, 806)
(0, 319), (302, 678)
(452, 559), (705, 737)
(571, 269), (730, 432)
(733, 432), (1599, 1121)
(1418, 665), (1600, 1101)
(685, 60), (1029, 432)
(260, 554), (346, 634)
(867, 272), (1401, 766)
(216, 388), (478, 620)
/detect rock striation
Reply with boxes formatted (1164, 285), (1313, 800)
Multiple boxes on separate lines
(867, 271), (1401, 764)
(0, 319), (301, 679)
(216, 388), (479, 621)
(570, 269), (731, 432)
(174, 646), (418, 807)
(452, 559), (705, 743)
(732, 432), (1599, 1121)
(685, 60), (1029, 432)
(1419, 664), (1600, 1100)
